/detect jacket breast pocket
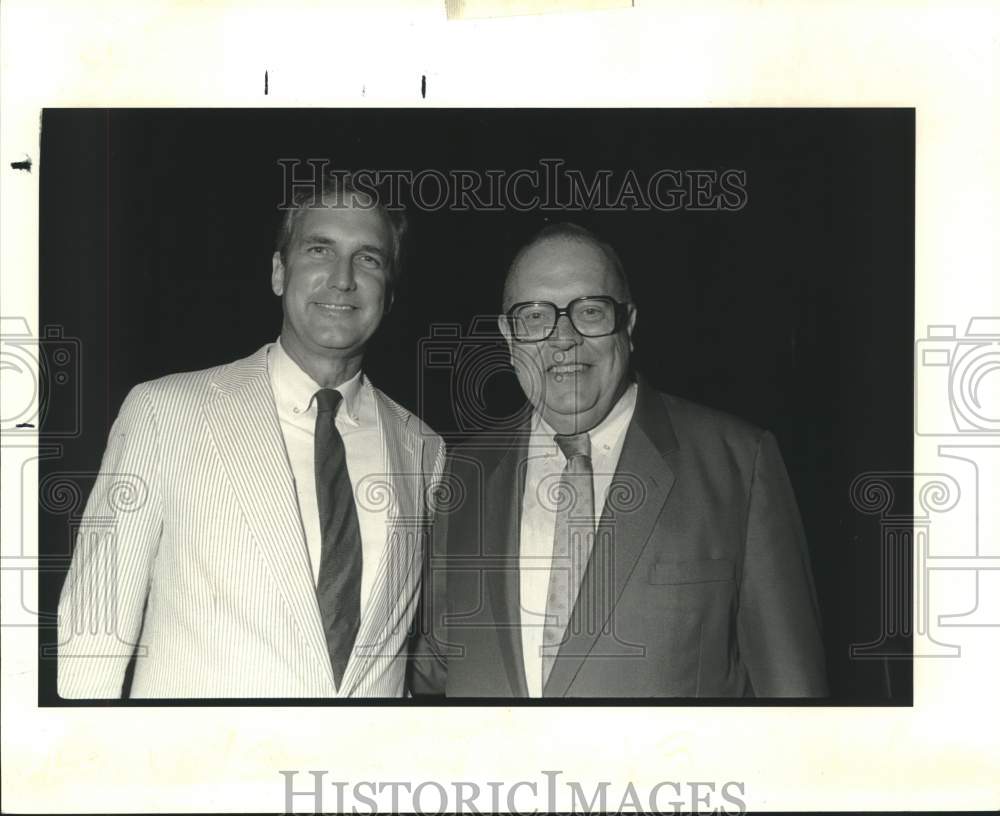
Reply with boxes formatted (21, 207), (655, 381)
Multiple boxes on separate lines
(647, 558), (736, 586)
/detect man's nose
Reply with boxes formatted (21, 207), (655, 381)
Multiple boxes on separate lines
(547, 313), (582, 347)
(326, 257), (356, 290)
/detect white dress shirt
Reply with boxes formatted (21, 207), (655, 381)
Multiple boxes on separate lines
(267, 339), (387, 619)
(518, 382), (638, 697)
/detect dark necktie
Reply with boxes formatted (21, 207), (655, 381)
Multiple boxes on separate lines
(314, 388), (362, 691)
(541, 430), (596, 690)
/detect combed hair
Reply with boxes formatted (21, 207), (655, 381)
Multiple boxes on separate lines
(275, 172), (407, 298)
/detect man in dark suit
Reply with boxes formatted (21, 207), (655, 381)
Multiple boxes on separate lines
(411, 222), (827, 697)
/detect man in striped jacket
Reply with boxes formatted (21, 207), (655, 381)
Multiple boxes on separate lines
(58, 177), (445, 698)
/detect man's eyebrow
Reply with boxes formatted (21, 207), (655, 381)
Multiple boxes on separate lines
(300, 233), (336, 246)
(299, 235), (386, 256)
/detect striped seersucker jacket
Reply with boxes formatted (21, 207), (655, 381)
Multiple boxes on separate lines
(57, 345), (445, 699)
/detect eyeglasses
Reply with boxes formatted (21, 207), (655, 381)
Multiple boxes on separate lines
(505, 296), (631, 343)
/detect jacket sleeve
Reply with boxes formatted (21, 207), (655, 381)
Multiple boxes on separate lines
(737, 431), (828, 696)
(406, 444), (451, 697)
(57, 383), (164, 698)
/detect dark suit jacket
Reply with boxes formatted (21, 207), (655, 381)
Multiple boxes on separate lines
(411, 379), (827, 697)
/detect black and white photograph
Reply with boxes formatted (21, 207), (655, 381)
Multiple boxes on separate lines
(37, 108), (912, 705)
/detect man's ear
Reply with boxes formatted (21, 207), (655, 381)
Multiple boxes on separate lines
(626, 305), (638, 351)
(271, 252), (285, 296)
(497, 314), (514, 357)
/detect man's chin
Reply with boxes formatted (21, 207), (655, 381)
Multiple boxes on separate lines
(540, 398), (599, 430)
(305, 325), (375, 351)
(543, 384), (596, 411)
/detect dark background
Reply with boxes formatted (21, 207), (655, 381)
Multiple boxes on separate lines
(37, 108), (913, 704)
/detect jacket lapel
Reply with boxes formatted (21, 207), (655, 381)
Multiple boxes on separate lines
(339, 386), (422, 697)
(201, 346), (335, 689)
(485, 431), (530, 697)
(544, 379), (679, 697)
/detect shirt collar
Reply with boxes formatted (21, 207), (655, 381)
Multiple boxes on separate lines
(269, 337), (364, 425)
(529, 380), (639, 457)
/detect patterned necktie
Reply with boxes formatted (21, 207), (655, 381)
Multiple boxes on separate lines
(314, 388), (362, 691)
(541, 430), (595, 690)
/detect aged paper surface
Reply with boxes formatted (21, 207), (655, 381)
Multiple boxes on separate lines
(445, 0), (633, 20)
(1, 0), (998, 812)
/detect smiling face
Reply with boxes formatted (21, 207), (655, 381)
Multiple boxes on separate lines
(271, 201), (391, 380)
(500, 235), (637, 435)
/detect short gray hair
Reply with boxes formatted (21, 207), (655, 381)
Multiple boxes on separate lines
(275, 172), (407, 299)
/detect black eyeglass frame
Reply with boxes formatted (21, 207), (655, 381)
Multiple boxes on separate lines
(504, 296), (633, 343)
